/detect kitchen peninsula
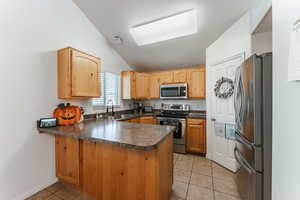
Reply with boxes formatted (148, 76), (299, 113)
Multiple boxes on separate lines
(38, 119), (175, 200)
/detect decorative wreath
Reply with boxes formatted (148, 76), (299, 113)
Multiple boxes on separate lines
(214, 77), (234, 99)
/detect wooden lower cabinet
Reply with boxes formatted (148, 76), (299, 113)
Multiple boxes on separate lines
(55, 135), (80, 185)
(55, 135), (173, 200)
(186, 119), (206, 154)
(139, 116), (157, 124)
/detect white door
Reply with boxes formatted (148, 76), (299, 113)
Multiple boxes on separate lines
(207, 54), (244, 172)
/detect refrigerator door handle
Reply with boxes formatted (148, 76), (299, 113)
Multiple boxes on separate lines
(234, 147), (256, 174)
(235, 130), (254, 150)
(233, 68), (240, 124)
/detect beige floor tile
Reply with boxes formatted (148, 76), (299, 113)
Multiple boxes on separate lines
(172, 181), (189, 199)
(46, 182), (64, 193)
(26, 190), (53, 200)
(213, 178), (241, 198)
(177, 154), (195, 162)
(74, 193), (96, 200)
(175, 160), (193, 171)
(174, 168), (192, 183)
(212, 163), (236, 182)
(45, 195), (63, 200)
(190, 174), (213, 189)
(187, 185), (214, 200)
(214, 191), (243, 200)
(55, 188), (80, 200)
(170, 193), (185, 200)
(192, 165), (212, 177)
(193, 157), (211, 167)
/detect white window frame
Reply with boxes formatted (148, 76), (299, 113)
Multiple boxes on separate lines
(92, 72), (121, 108)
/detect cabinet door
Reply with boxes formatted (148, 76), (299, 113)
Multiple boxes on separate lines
(159, 72), (174, 84)
(55, 135), (80, 185)
(173, 70), (187, 83)
(135, 73), (149, 99)
(187, 67), (206, 98)
(71, 49), (100, 97)
(121, 71), (136, 99)
(81, 140), (98, 197)
(149, 74), (160, 99)
(140, 117), (156, 124)
(187, 119), (206, 154)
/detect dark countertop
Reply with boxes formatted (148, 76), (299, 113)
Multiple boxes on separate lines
(187, 112), (207, 119)
(116, 113), (157, 121)
(117, 112), (207, 121)
(38, 119), (175, 150)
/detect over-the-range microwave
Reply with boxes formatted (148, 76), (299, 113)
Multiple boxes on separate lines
(160, 83), (188, 99)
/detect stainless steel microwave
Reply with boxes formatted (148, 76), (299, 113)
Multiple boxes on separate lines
(160, 83), (188, 99)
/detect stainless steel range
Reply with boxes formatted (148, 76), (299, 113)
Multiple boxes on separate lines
(157, 104), (190, 153)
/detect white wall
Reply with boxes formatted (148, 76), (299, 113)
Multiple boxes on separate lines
(0, 0), (131, 199)
(250, 0), (272, 33)
(252, 32), (272, 55)
(206, 13), (252, 66)
(272, 0), (300, 199)
(205, 12), (252, 159)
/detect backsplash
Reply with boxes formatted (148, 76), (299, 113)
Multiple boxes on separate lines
(67, 99), (134, 115)
(64, 99), (206, 115)
(141, 99), (206, 111)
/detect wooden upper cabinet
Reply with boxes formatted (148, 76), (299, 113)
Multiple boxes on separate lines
(55, 135), (80, 185)
(186, 119), (206, 154)
(149, 73), (160, 99)
(135, 73), (150, 99)
(57, 47), (101, 99)
(121, 71), (136, 100)
(173, 70), (187, 83)
(187, 66), (206, 98)
(159, 71), (174, 84)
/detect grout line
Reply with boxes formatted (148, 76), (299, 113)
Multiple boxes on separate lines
(211, 164), (216, 200)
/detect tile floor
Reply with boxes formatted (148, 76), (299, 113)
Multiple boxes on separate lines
(26, 153), (241, 200)
(171, 153), (242, 200)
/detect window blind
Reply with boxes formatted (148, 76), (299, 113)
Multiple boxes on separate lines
(92, 72), (120, 106)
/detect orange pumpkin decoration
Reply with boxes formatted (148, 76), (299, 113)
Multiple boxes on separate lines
(53, 103), (81, 126)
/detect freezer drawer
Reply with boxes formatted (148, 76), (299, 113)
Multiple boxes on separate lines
(235, 130), (263, 172)
(234, 147), (263, 200)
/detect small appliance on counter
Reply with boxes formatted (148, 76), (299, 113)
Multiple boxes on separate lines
(143, 106), (153, 113)
(53, 103), (82, 126)
(37, 118), (57, 128)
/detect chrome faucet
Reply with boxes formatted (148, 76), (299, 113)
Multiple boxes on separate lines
(106, 99), (115, 117)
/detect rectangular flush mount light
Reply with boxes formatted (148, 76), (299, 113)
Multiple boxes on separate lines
(130, 9), (198, 46)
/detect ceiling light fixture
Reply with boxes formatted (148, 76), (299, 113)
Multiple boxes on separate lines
(130, 9), (198, 46)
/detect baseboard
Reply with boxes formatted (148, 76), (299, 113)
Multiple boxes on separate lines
(12, 177), (58, 200)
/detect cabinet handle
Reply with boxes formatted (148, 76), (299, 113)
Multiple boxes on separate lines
(63, 146), (67, 151)
(91, 73), (94, 77)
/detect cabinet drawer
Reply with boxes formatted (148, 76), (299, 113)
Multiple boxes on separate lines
(187, 119), (205, 125)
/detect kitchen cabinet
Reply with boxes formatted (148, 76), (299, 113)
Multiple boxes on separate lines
(173, 70), (187, 83)
(55, 135), (80, 185)
(121, 65), (206, 100)
(126, 118), (140, 123)
(121, 71), (136, 99)
(159, 71), (174, 84)
(149, 73), (161, 99)
(57, 47), (101, 99)
(139, 116), (157, 124)
(186, 119), (206, 154)
(187, 66), (206, 98)
(135, 73), (150, 99)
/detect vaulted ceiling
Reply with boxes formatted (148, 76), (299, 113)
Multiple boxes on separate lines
(73, 0), (260, 71)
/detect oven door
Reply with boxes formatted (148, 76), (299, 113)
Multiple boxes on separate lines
(160, 84), (187, 99)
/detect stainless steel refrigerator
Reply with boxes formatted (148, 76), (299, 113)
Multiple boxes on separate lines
(234, 53), (272, 200)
